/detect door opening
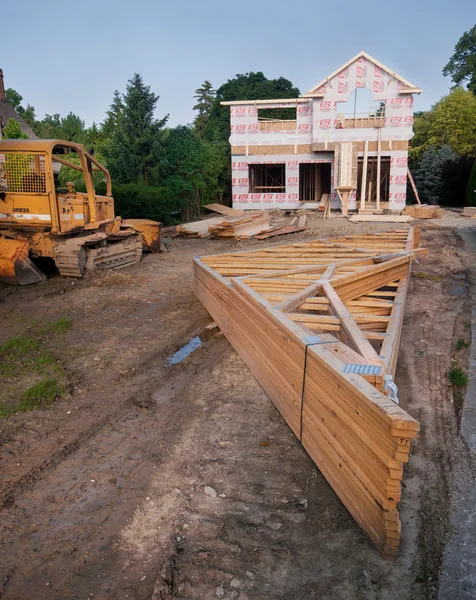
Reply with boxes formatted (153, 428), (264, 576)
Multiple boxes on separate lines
(299, 163), (331, 202)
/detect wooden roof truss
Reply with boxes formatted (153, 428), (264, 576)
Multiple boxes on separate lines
(193, 228), (424, 555)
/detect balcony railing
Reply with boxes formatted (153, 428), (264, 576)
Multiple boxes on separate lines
(258, 120), (297, 132)
(336, 112), (385, 129)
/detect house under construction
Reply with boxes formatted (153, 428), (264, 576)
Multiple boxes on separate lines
(222, 52), (421, 214)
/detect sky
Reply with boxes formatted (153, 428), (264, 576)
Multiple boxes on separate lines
(2, 0), (475, 128)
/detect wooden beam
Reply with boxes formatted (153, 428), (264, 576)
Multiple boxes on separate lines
(322, 282), (383, 365)
(407, 168), (421, 205)
(376, 128), (381, 211)
(360, 140), (369, 211)
(274, 265), (336, 312)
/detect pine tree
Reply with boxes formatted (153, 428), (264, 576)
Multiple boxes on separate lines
(414, 145), (456, 203)
(101, 90), (123, 138)
(106, 74), (168, 185)
(193, 81), (215, 138)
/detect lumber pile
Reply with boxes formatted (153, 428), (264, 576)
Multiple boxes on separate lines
(193, 227), (423, 556)
(177, 212), (308, 241)
(176, 216), (225, 238)
(208, 213), (271, 239)
(404, 204), (448, 219)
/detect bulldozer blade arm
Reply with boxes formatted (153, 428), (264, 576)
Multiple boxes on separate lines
(122, 219), (162, 252)
(0, 238), (45, 285)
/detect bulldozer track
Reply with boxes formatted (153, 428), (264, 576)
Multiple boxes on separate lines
(54, 230), (142, 278)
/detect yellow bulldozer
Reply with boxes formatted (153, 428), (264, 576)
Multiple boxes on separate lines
(0, 139), (161, 285)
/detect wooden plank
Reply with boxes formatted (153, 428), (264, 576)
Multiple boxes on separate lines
(254, 226), (307, 240)
(203, 203), (245, 216)
(349, 215), (413, 223)
(406, 169), (421, 205)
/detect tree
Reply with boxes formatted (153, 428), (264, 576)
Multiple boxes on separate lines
(35, 114), (61, 138)
(101, 90), (123, 138)
(429, 88), (476, 156)
(414, 145), (456, 203)
(204, 72), (300, 142)
(5, 88), (23, 111)
(159, 125), (207, 218)
(106, 74), (168, 185)
(5, 88), (36, 128)
(2, 118), (27, 139)
(443, 25), (476, 93)
(59, 112), (86, 142)
(410, 89), (476, 158)
(467, 159), (476, 206)
(35, 112), (85, 142)
(193, 80), (215, 138)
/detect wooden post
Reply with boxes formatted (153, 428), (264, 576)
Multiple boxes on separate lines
(376, 128), (382, 211)
(360, 140), (368, 211)
(407, 168), (421, 205)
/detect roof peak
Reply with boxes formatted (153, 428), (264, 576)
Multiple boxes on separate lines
(303, 51), (420, 97)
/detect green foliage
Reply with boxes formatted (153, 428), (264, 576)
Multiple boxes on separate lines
(193, 81), (216, 138)
(455, 337), (470, 351)
(0, 319), (70, 417)
(204, 72), (300, 143)
(467, 159), (476, 206)
(56, 150), (107, 191)
(106, 74), (168, 185)
(39, 317), (72, 335)
(443, 25), (476, 93)
(429, 88), (476, 156)
(5, 88), (36, 128)
(448, 366), (469, 387)
(5, 88), (23, 110)
(2, 117), (27, 139)
(414, 145), (456, 203)
(160, 125), (208, 216)
(35, 112), (86, 142)
(101, 90), (123, 138)
(19, 379), (63, 411)
(410, 89), (476, 159)
(98, 182), (175, 224)
(0, 335), (39, 358)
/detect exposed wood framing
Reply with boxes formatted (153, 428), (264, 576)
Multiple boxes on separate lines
(193, 228), (424, 556)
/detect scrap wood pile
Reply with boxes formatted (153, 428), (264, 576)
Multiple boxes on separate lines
(403, 204), (449, 219)
(175, 204), (308, 240)
(193, 227), (426, 556)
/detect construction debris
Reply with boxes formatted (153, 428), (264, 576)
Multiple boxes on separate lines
(194, 228), (423, 556)
(404, 205), (448, 219)
(175, 211), (308, 241)
(349, 214), (413, 223)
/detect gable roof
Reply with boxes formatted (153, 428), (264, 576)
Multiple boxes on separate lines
(0, 101), (37, 139)
(303, 51), (421, 98)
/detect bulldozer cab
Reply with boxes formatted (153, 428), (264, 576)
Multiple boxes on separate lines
(0, 139), (114, 234)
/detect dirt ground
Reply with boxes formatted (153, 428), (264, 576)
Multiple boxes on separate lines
(0, 217), (474, 600)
